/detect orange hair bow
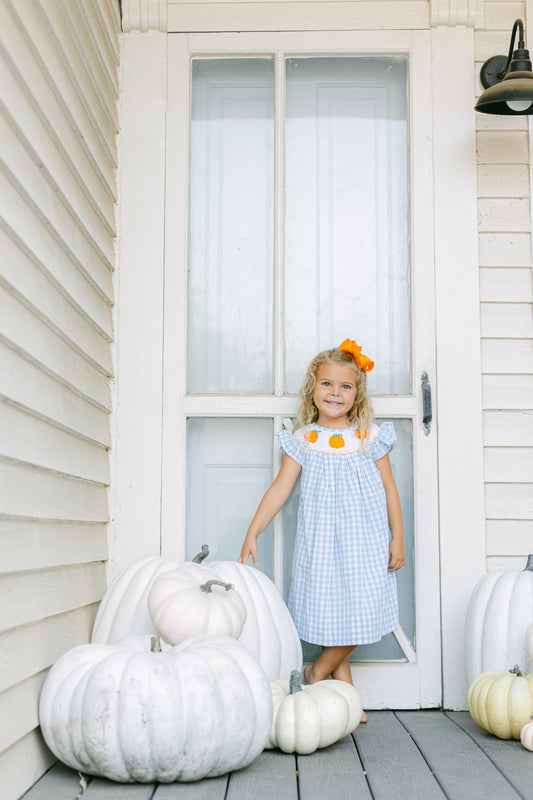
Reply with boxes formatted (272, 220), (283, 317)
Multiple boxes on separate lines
(339, 339), (374, 372)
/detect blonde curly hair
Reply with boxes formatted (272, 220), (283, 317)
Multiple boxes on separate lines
(295, 348), (374, 441)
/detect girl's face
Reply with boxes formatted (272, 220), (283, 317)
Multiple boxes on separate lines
(312, 362), (357, 428)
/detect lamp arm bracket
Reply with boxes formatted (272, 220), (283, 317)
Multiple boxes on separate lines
(479, 18), (525, 89)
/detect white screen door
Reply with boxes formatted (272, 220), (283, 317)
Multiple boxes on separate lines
(164, 31), (441, 708)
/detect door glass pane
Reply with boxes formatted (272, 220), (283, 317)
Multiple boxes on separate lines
(186, 418), (274, 577)
(283, 419), (414, 662)
(188, 60), (275, 393)
(284, 57), (410, 396)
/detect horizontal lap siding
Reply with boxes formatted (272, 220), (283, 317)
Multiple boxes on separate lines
(476, 3), (533, 574)
(0, 1), (120, 798)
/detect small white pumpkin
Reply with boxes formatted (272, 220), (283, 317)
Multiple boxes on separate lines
(468, 665), (533, 740)
(266, 670), (363, 754)
(521, 717), (533, 751)
(464, 554), (533, 683)
(147, 563), (247, 644)
(39, 634), (272, 782)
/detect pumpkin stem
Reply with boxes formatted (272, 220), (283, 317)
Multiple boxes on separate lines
(289, 670), (303, 694)
(509, 664), (525, 677)
(200, 579), (235, 594)
(151, 636), (162, 653)
(193, 545), (209, 564)
(524, 554), (533, 572)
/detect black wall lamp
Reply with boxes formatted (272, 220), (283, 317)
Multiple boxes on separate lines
(476, 19), (533, 115)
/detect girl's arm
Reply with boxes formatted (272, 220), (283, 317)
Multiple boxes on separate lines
(375, 453), (406, 572)
(238, 454), (301, 566)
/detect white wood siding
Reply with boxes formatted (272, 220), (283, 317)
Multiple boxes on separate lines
(0, 1), (120, 797)
(476, 0), (533, 573)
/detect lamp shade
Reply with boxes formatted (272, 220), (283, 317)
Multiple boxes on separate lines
(475, 70), (533, 114)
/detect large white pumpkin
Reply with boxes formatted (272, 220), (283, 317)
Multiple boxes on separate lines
(464, 554), (533, 683)
(266, 671), (362, 754)
(91, 556), (182, 643)
(39, 635), (272, 783)
(92, 546), (303, 681)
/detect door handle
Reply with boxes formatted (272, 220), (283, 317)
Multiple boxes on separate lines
(421, 372), (432, 436)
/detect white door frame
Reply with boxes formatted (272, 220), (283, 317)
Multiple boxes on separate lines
(114, 20), (485, 711)
(162, 30), (443, 709)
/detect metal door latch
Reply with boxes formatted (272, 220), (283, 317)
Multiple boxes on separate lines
(421, 372), (432, 436)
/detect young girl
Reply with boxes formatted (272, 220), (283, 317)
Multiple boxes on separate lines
(238, 339), (405, 715)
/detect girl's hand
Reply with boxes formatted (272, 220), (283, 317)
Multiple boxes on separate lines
(388, 539), (406, 571)
(238, 535), (258, 566)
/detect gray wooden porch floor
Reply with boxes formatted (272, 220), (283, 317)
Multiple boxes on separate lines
(22, 712), (533, 800)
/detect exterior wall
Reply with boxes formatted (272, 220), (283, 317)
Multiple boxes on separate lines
(476, 1), (533, 573)
(0, 1), (120, 797)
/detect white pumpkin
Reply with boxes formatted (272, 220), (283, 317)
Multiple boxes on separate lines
(147, 564), (247, 644)
(527, 623), (533, 662)
(467, 665), (533, 740)
(91, 555), (182, 643)
(92, 546), (303, 681)
(39, 634), (272, 783)
(266, 670), (363, 754)
(464, 554), (533, 683)
(208, 558), (303, 681)
(520, 718), (533, 751)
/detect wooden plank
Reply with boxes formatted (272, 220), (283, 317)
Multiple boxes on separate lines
(0, 520), (108, 573)
(477, 131), (529, 164)
(0, 401), (110, 482)
(480, 270), (533, 303)
(0, 343), (111, 438)
(297, 735), (372, 799)
(485, 484), (533, 520)
(487, 555), (533, 571)
(483, 411), (533, 446)
(1, 179), (114, 337)
(482, 339), (533, 374)
(0, 671), (46, 753)
(0, 85), (114, 268)
(82, 776), (155, 799)
(0, 604), (98, 692)
(478, 233), (531, 267)
(481, 303), (533, 338)
(93, 0), (121, 67)
(484, 448), (533, 482)
(396, 711), (522, 799)
(0, 562), (106, 632)
(167, 1), (429, 32)
(226, 750), (297, 800)
(447, 711), (533, 800)
(0, 287), (112, 405)
(478, 199), (531, 232)
(477, 164), (530, 197)
(2, 232), (114, 373)
(153, 776), (228, 799)
(483, 375), (533, 409)
(0, 460), (109, 522)
(57, 0), (119, 106)
(354, 712), (444, 799)
(486, 520), (533, 555)
(0, 1), (116, 210)
(484, 2), (525, 31)
(0, 730), (55, 800)
(19, 762), (88, 800)
(4, 0), (117, 174)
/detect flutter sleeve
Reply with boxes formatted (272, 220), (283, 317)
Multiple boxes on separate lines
(365, 422), (397, 461)
(275, 430), (307, 466)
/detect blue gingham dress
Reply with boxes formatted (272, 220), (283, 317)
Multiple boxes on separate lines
(277, 422), (399, 646)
